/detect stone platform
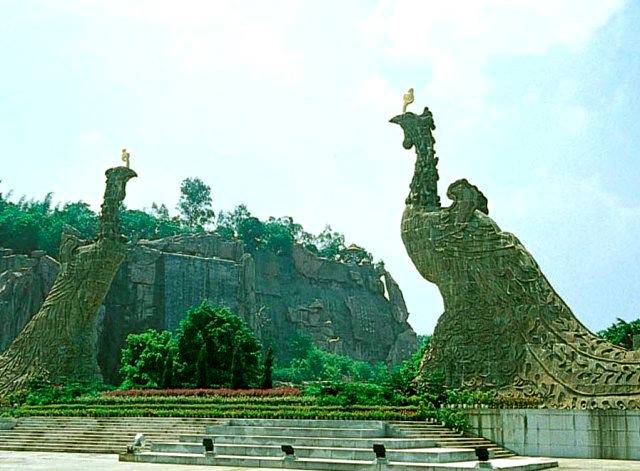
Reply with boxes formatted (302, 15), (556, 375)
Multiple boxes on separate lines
(120, 419), (558, 470)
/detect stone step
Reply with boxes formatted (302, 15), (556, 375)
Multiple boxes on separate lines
(2, 426), (205, 433)
(180, 434), (437, 449)
(152, 442), (476, 463)
(226, 419), (387, 429)
(122, 451), (559, 470)
(205, 424), (385, 438)
(0, 431), (201, 440)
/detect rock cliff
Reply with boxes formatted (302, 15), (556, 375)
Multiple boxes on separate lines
(0, 249), (59, 352)
(1, 234), (417, 384)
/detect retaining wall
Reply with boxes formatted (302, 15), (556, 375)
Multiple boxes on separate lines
(468, 408), (640, 460)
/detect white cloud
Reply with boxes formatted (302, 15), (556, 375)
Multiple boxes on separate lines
(359, 0), (625, 118)
(52, 0), (304, 83)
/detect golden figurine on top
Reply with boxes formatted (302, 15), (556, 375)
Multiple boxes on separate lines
(121, 148), (130, 168)
(402, 88), (414, 113)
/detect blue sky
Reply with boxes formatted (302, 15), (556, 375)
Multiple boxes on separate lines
(1, 1), (639, 335)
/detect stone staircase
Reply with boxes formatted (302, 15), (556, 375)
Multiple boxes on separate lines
(120, 418), (557, 470)
(0, 416), (223, 454)
(388, 421), (516, 458)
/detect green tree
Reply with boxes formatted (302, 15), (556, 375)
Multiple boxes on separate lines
(175, 301), (262, 388)
(598, 318), (640, 350)
(237, 216), (266, 253)
(119, 330), (176, 389)
(263, 219), (294, 255)
(177, 178), (215, 229)
(314, 225), (345, 260)
(0, 205), (41, 254)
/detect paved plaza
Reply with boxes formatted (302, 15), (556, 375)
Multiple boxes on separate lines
(0, 452), (639, 471)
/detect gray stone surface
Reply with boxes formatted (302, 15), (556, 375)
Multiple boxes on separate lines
(0, 252), (58, 352)
(0, 233), (417, 383)
(469, 408), (640, 460)
(0, 452), (634, 471)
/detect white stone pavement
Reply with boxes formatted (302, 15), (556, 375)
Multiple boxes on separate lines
(0, 452), (639, 471)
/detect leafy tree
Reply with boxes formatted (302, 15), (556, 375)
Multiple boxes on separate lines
(175, 301), (262, 388)
(598, 318), (640, 350)
(177, 177), (215, 229)
(119, 330), (176, 389)
(314, 225), (345, 261)
(263, 219), (294, 254)
(237, 216), (266, 253)
(0, 205), (41, 254)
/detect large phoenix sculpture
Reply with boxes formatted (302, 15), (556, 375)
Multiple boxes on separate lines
(391, 102), (640, 409)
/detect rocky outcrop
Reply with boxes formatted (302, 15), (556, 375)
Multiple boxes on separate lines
(1, 234), (417, 384)
(0, 249), (59, 352)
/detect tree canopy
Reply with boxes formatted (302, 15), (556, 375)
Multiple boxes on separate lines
(598, 318), (640, 350)
(176, 301), (262, 388)
(0, 178), (375, 265)
(119, 301), (263, 389)
(177, 177), (215, 229)
(119, 330), (176, 389)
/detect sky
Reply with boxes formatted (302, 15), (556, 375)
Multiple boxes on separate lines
(1, 0), (639, 335)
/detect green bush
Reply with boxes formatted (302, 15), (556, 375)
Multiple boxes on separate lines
(306, 381), (414, 407)
(14, 379), (108, 406)
(120, 330), (176, 390)
(274, 332), (389, 383)
(436, 408), (470, 432)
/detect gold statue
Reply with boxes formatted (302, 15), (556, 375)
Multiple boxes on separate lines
(121, 148), (130, 168)
(402, 88), (414, 113)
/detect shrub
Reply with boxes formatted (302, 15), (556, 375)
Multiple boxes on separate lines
(274, 332), (388, 383)
(120, 330), (176, 390)
(18, 379), (107, 406)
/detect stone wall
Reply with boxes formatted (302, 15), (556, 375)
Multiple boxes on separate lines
(0, 233), (417, 384)
(469, 408), (640, 460)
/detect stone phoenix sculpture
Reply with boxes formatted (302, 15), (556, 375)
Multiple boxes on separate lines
(391, 101), (640, 409)
(0, 165), (137, 396)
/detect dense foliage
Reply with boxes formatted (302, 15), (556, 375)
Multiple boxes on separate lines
(273, 332), (389, 383)
(598, 317), (640, 350)
(119, 330), (176, 390)
(119, 302), (263, 390)
(0, 180), (374, 264)
(176, 301), (262, 389)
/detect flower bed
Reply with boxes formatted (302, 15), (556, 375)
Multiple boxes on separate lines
(104, 387), (300, 397)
